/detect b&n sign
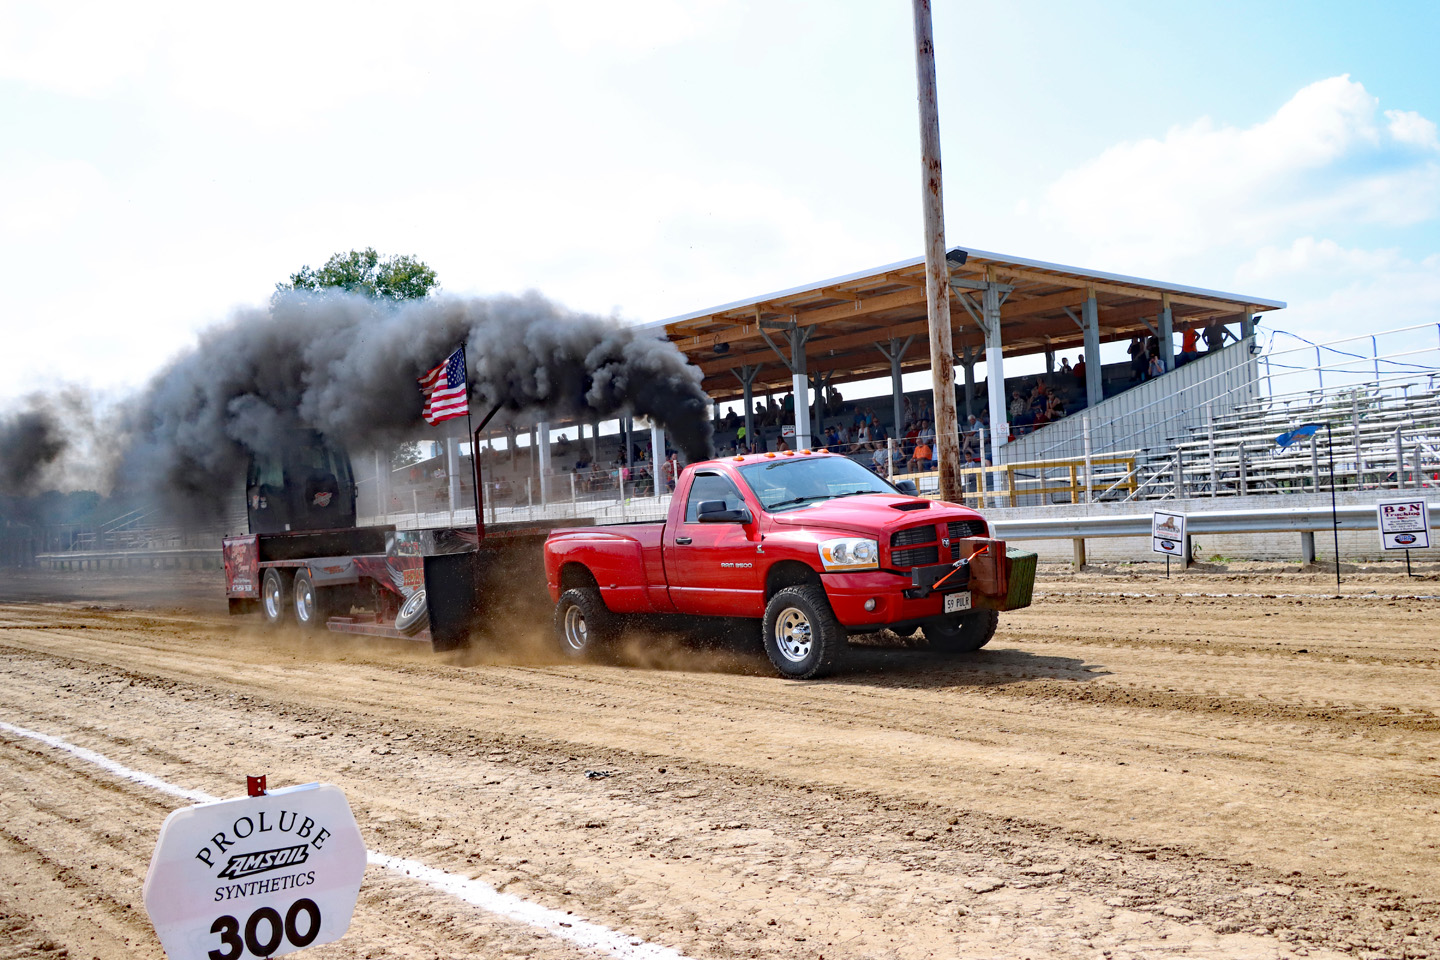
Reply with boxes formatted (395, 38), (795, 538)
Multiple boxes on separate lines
(1376, 499), (1431, 551)
(144, 783), (365, 959)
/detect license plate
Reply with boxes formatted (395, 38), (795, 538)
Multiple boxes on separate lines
(943, 591), (972, 614)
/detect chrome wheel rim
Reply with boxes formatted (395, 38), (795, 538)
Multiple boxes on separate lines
(263, 577), (282, 620)
(773, 607), (813, 663)
(295, 580), (314, 623)
(562, 605), (588, 652)
(399, 590), (426, 619)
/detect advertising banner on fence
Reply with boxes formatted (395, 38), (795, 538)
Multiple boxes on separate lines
(1376, 499), (1431, 551)
(1152, 511), (1186, 557)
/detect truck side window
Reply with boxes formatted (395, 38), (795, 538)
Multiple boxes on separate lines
(684, 473), (745, 523)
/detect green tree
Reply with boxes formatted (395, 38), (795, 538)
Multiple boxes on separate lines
(273, 248), (438, 306)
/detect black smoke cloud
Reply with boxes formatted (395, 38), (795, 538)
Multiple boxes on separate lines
(3, 291), (713, 516)
(0, 403), (66, 496)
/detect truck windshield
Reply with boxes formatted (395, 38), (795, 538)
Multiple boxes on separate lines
(737, 456), (899, 512)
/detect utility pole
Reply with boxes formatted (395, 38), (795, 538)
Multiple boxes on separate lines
(912, 0), (961, 503)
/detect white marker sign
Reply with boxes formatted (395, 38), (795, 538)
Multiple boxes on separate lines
(1152, 511), (1186, 557)
(1376, 499), (1430, 551)
(144, 783), (365, 959)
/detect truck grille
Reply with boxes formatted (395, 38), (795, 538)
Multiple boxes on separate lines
(947, 520), (986, 540)
(891, 545), (940, 567)
(891, 525), (937, 547)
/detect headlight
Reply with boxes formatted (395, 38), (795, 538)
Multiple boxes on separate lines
(818, 537), (879, 571)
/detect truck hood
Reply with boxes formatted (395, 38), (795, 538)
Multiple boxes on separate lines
(764, 494), (984, 539)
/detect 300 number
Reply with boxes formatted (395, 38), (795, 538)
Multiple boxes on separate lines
(208, 899), (321, 959)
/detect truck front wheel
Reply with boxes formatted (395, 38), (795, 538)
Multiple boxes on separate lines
(762, 584), (846, 680)
(553, 588), (618, 659)
(924, 609), (999, 654)
(261, 569), (291, 628)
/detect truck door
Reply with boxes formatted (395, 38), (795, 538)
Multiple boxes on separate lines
(666, 470), (763, 617)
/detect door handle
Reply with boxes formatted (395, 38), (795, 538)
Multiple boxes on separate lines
(674, 536), (692, 545)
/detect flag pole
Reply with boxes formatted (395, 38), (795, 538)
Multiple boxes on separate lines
(1325, 421), (1340, 597)
(459, 340), (482, 543)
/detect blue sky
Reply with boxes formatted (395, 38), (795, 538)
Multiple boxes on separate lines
(1, 0), (1437, 406)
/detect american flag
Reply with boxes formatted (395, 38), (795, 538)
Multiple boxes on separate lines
(417, 347), (470, 425)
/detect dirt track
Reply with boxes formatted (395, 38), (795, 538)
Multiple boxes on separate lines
(1, 567), (1438, 959)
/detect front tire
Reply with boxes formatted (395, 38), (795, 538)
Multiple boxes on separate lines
(553, 588), (619, 659)
(924, 608), (999, 653)
(762, 584), (846, 679)
(261, 568), (291, 628)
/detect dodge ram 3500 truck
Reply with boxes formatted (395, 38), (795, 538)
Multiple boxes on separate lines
(543, 449), (1036, 678)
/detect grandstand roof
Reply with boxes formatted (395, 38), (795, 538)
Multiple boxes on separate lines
(652, 246), (1285, 402)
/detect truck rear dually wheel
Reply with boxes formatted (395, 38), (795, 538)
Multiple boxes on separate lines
(553, 588), (618, 659)
(924, 608), (998, 654)
(292, 571), (331, 631)
(261, 568), (290, 628)
(762, 584), (846, 680)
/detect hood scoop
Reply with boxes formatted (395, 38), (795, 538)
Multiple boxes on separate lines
(889, 500), (930, 512)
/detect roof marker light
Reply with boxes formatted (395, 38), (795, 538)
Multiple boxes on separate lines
(802, 449), (812, 455)
(765, 452), (776, 458)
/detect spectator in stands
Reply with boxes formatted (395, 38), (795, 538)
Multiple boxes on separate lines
(1179, 327), (1200, 366)
(837, 423), (851, 449)
(902, 395), (915, 429)
(556, 433), (571, 456)
(919, 419), (935, 446)
(1008, 389), (1027, 421)
(1060, 357), (1072, 377)
(909, 439), (933, 473)
(1073, 356), (1086, 383)
(903, 421), (920, 457)
(871, 444), (891, 475)
(1147, 351), (1164, 379)
(961, 415), (980, 460)
(855, 419), (872, 450)
(869, 417), (887, 450)
(1203, 321), (1227, 352)
(776, 434), (790, 452)
(1128, 337), (1147, 382)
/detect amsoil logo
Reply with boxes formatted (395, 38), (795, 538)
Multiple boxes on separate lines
(217, 844), (310, 879)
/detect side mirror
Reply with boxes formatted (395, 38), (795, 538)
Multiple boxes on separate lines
(697, 499), (751, 523)
(894, 479), (919, 496)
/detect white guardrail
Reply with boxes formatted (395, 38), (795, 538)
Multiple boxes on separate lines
(990, 503), (1440, 541)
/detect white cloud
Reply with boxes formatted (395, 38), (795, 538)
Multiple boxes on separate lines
(0, 2), (157, 96)
(0, 157), (107, 238)
(1032, 75), (1440, 271)
(1237, 237), (1400, 282)
(1385, 109), (1440, 150)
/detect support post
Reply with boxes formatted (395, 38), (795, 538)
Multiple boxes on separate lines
(961, 343), (976, 418)
(624, 416), (634, 476)
(1311, 433), (1321, 492)
(376, 450), (391, 522)
(1395, 427), (1404, 490)
(1082, 292), (1102, 409)
(1083, 413), (1093, 503)
(1301, 531), (1316, 565)
(912, 0), (961, 504)
(1072, 538), (1086, 571)
(876, 336), (915, 447)
(983, 275), (1008, 455)
(1238, 441), (1248, 496)
(732, 364), (762, 453)
(446, 436), (460, 514)
(1159, 296), (1175, 372)
(651, 421), (665, 491)
(537, 421), (551, 504)
(788, 329), (812, 450)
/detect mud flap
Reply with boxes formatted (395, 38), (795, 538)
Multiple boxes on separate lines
(423, 552), (481, 652)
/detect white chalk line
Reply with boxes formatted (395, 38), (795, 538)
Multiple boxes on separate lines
(1035, 590), (1440, 601)
(0, 719), (689, 960)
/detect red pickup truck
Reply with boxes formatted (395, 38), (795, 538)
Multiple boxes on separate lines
(543, 450), (1035, 678)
